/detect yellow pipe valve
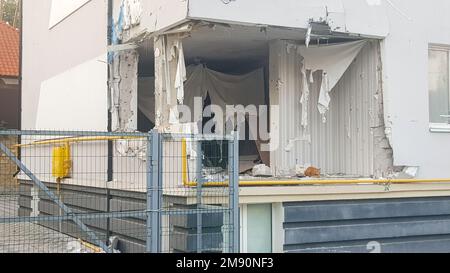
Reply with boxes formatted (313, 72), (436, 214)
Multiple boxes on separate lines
(52, 143), (72, 179)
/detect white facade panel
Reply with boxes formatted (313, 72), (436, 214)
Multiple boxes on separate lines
(35, 54), (108, 131)
(187, 0), (389, 38)
(48, 0), (91, 29)
(117, 0), (189, 38)
(381, 0), (450, 178)
(22, 0), (108, 130)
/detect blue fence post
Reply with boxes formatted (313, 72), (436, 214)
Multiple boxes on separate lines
(228, 131), (240, 253)
(196, 138), (203, 253)
(147, 130), (161, 253)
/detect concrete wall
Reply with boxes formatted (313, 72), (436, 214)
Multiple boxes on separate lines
(284, 197), (450, 253)
(22, 0), (108, 131)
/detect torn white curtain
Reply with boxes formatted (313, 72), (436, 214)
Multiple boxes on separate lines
(300, 63), (309, 128)
(318, 72), (330, 122)
(174, 40), (187, 104)
(138, 65), (265, 124)
(295, 40), (366, 120)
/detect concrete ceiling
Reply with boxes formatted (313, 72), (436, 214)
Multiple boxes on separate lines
(138, 23), (308, 73)
(183, 23), (308, 62)
(138, 21), (356, 75)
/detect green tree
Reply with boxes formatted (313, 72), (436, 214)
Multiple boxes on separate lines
(0, 0), (21, 29)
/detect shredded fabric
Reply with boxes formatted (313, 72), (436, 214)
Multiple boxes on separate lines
(300, 61), (310, 128)
(296, 40), (366, 120)
(318, 72), (331, 122)
(174, 40), (187, 104)
(122, 0), (142, 30)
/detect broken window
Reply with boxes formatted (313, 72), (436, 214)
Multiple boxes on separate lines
(429, 45), (450, 129)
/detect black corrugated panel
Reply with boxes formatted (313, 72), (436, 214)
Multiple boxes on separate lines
(284, 197), (450, 253)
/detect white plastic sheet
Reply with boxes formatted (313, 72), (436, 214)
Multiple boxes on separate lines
(300, 64), (310, 128)
(173, 41), (187, 104)
(295, 40), (367, 122)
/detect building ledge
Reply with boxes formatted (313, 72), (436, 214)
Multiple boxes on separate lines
(239, 183), (450, 204)
(18, 175), (450, 205)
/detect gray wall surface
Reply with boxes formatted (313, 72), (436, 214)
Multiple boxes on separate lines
(284, 197), (450, 253)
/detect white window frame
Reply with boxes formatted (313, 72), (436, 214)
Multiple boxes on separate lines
(429, 44), (450, 133)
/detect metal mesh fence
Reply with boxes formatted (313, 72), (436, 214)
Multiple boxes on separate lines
(158, 133), (239, 253)
(0, 130), (239, 253)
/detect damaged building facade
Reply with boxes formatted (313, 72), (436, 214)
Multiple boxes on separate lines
(21, 0), (450, 253)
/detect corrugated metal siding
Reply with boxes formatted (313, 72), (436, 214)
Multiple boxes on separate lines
(270, 40), (388, 176)
(283, 197), (450, 253)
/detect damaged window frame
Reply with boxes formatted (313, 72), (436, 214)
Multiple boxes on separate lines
(429, 44), (450, 133)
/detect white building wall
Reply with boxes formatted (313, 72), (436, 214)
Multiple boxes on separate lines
(115, 0), (189, 42)
(187, 0), (389, 38)
(20, 0), (110, 189)
(22, 0), (108, 131)
(381, 1), (450, 178)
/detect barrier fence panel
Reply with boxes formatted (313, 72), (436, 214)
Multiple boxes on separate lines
(0, 130), (149, 253)
(0, 130), (239, 253)
(157, 133), (240, 253)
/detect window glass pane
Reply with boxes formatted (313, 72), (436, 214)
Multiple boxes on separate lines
(247, 204), (272, 253)
(429, 49), (449, 123)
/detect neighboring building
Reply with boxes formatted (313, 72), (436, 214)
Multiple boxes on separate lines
(21, 0), (450, 253)
(0, 20), (20, 129)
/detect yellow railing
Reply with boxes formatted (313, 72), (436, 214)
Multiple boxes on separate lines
(181, 139), (450, 187)
(15, 136), (450, 188)
(15, 136), (144, 180)
(14, 136), (142, 148)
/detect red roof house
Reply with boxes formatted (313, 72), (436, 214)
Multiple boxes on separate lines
(0, 21), (19, 77)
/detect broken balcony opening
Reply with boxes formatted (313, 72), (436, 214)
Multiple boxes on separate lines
(110, 21), (396, 183)
(135, 23), (271, 174)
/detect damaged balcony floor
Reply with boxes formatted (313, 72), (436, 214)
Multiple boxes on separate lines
(0, 194), (94, 253)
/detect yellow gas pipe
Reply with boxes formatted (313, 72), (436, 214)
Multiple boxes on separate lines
(15, 136), (142, 148)
(181, 139), (450, 187)
(14, 137), (450, 187)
